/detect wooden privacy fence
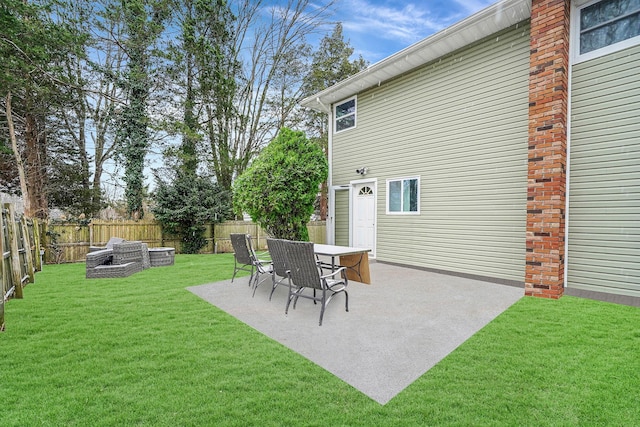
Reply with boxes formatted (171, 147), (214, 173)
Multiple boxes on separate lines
(43, 220), (216, 263)
(213, 221), (326, 253)
(45, 219), (327, 263)
(1, 203), (42, 331)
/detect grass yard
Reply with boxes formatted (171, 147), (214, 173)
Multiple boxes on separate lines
(1, 254), (639, 426)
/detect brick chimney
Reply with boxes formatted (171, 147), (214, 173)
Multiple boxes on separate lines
(526, 0), (571, 298)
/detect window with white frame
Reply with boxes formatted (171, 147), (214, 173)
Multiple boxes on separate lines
(574, 0), (640, 62)
(334, 97), (356, 133)
(387, 177), (419, 214)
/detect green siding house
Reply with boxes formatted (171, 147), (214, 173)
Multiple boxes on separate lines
(300, 0), (640, 298)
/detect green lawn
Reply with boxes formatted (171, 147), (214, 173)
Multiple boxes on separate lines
(1, 254), (639, 426)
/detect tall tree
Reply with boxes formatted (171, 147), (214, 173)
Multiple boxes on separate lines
(195, 0), (242, 194)
(266, 39), (312, 131)
(149, 0), (236, 251)
(175, 0), (199, 175)
(169, 0), (237, 178)
(117, 0), (168, 219)
(198, 0), (332, 195)
(303, 22), (367, 139)
(51, 0), (127, 217)
(302, 22), (368, 218)
(162, 0), (331, 197)
(0, 0), (84, 219)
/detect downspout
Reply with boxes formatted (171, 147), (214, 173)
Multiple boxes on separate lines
(315, 97), (335, 245)
(564, 5), (575, 289)
(315, 97), (331, 114)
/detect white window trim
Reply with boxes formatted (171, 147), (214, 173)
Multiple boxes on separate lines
(386, 176), (420, 215)
(571, 0), (640, 64)
(333, 96), (357, 134)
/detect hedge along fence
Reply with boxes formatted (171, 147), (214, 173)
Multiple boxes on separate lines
(1, 203), (42, 331)
(44, 219), (326, 263)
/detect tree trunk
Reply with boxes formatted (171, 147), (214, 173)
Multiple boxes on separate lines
(5, 92), (32, 217)
(92, 163), (104, 215)
(320, 181), (328, 220)
(25, 112), (48, 219)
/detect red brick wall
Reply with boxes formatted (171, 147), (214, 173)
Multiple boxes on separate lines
(526, 0), (570, 298)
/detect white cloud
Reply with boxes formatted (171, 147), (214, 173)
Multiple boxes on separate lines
(340, 0), (445, 45)
(451, 0), (497, 15)
(329, 0), (499, 62)
(339, 0), (497, 45)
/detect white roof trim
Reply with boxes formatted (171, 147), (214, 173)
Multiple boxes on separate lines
(300, 0), (531, 111)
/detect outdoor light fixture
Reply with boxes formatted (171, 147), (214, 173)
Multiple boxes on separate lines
(355, 167), (368, 176)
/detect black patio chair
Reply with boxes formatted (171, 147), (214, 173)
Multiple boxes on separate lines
(230, 233), (255, 285)
(282, 240), (349, 326)
(247, 234), (273, 297)
(266, 238), (289, 301)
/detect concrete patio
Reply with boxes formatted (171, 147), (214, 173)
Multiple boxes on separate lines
(188, 262), (523, 405)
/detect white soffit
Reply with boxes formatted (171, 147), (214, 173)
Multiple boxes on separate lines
(300, 0), (531, 111)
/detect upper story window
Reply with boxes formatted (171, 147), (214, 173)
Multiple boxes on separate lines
(334, 97), (356, 133)
(387, 177), (420, 215)
(573, 0), (640, 63)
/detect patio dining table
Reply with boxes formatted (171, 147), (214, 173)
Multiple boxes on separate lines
(313, 244), (372, 284)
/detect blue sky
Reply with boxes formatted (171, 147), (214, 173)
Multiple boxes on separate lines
(330, 0), (497, 63)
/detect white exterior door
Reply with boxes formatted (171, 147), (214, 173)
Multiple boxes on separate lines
(352, 182), (376, 256)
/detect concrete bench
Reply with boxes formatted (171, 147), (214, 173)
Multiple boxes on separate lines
(148, 247), (175, 267)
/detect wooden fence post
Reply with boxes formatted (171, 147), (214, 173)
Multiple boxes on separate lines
(6, 204), (24, 299)
(31, 218), (42, 271)
(21, 216), (35, 283)
(41, 221), (49, 264)
(0, 206), (5, 331)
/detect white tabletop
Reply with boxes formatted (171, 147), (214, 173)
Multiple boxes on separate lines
(313, 244), (371, 257)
